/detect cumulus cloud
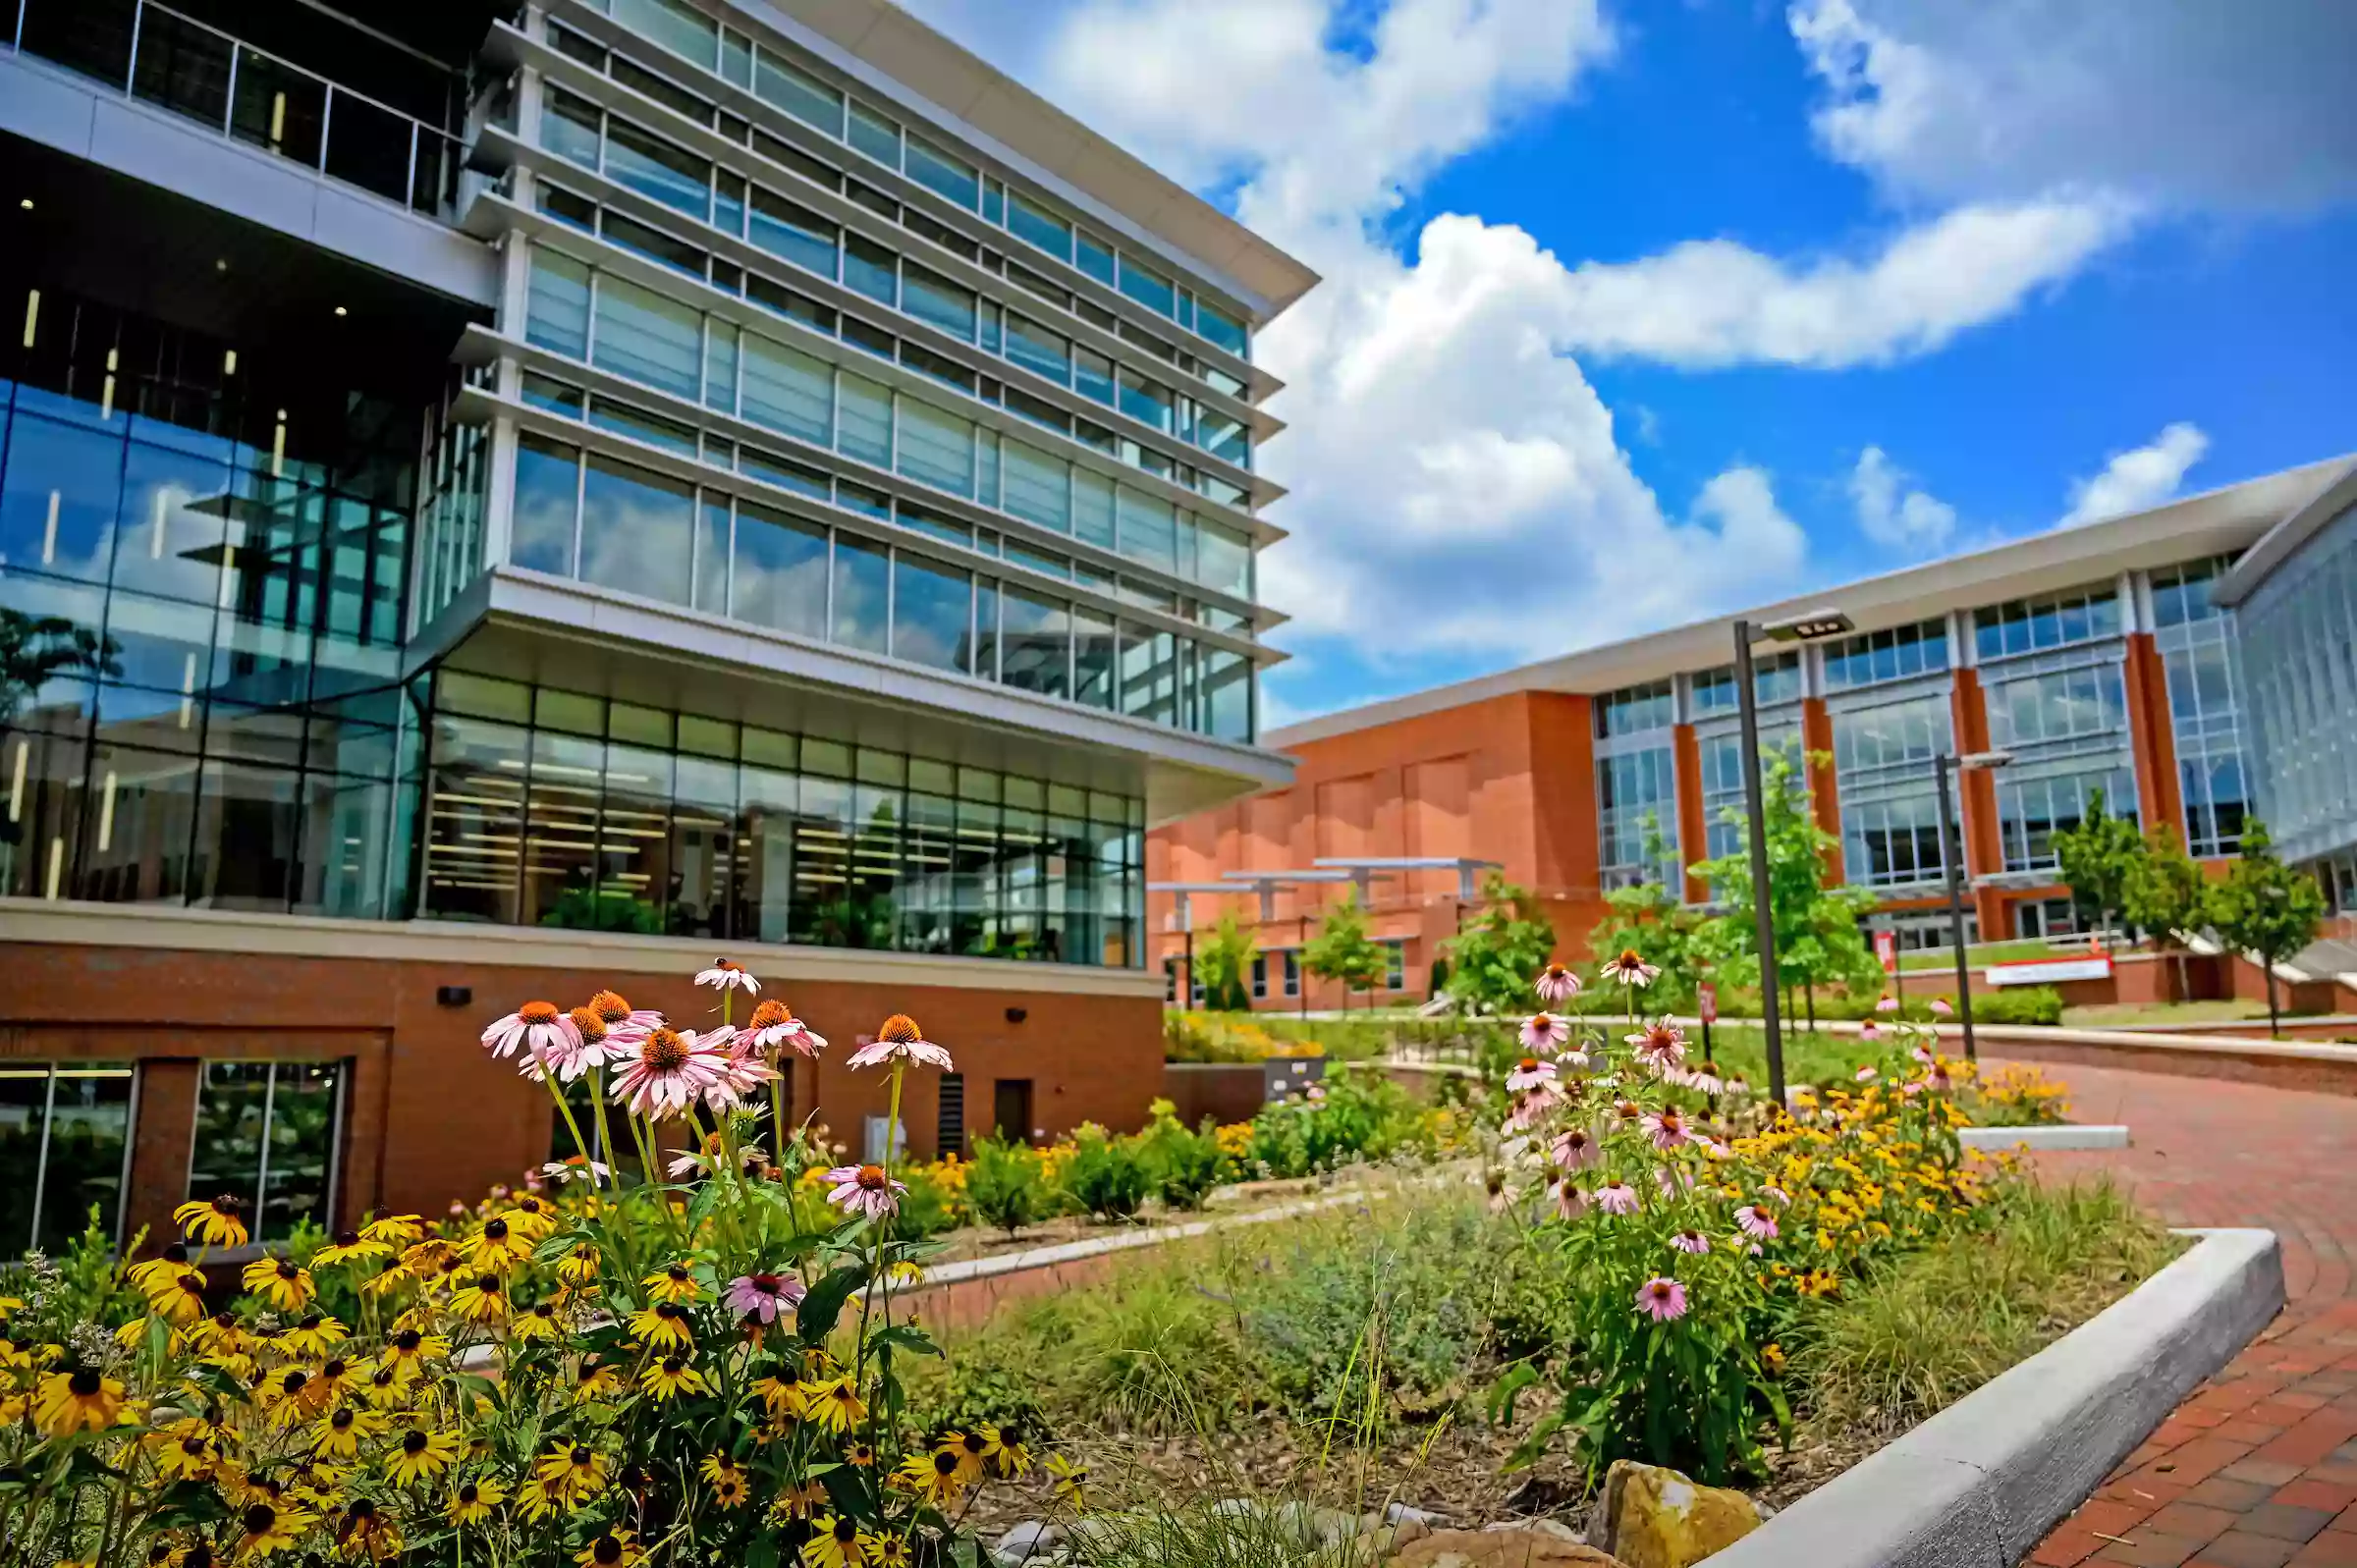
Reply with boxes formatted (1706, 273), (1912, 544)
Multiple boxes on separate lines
(1849, 446), (1957, 553)
(2057, 423), (2212, 528)
(1789, 0), (2357, 213)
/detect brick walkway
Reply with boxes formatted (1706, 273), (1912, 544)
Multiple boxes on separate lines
(2002, 1056), (2357, 1568)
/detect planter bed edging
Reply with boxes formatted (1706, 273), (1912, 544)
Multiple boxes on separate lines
(1708, 1226), (2283, 1568)
(1956, 1123), (2130, 1152)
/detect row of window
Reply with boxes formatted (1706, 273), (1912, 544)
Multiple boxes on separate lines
(0, 1059), (342, 1255)
(1689, 652), (1801, 717)
(505, 433), (1253, 741)
(1169, 941), (1407, 1002)
(1975, 584), (2125, 664)
(522, 246), (1256, 599)
(582, 0), (1253, 359)
(424, 676), (1145, 965)
(535, 82), (1256, 470)
(1822, 619), (1949, 692)
(2233, 504), (2357, 865)
(1985, 663), (2129, 751)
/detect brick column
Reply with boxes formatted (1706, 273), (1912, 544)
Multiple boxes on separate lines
(1950, 671), (2007, 941)
(1672, 723), (1708, 904)
(2123, 632), (2182, 842)
(126, 1059), (198, 1259)
(1801, 698), (1844, 885)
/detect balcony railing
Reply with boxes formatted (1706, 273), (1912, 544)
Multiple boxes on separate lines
(9, 0), (464, 221)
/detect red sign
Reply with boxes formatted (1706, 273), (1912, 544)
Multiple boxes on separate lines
(1873, 930), (1898, 974)
(1697, 983), (1719, 1025)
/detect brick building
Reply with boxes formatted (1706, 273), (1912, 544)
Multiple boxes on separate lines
(0, 0), (1314, 1257)
(1151, 458), (2357, 1012)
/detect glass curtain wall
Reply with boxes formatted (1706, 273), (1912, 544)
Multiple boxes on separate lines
(1974, 585), (2139, 874)
(419, 672), (1145, 966)
(1833, 692), (1954, 889)
(1594, 681), (1678, 890)
(0, 285), (417, 914)
(0, 1062), (136, 1253)
(2234, 504), (2357, 867)
(2151, 559), (2251, 857)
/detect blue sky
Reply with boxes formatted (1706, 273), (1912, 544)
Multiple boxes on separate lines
(905, 0), (2357, 726)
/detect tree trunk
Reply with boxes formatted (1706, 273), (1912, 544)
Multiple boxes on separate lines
(1806, 983), (1818, 1032)
(2266, 967), (2280, 1040)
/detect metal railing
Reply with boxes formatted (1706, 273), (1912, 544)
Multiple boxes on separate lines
(10, 0), (464, 221)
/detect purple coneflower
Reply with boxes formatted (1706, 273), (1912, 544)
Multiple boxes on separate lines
(1911, 1043), (1936, 1065)
(1855, 1065), (1879, 1083)
(1923, 1061), (1955, 1094)
(705, 1026), (780, 1108)
(1876, 994), (1899, 1014)
(1507, 1085), (1562, 1130)
(724, 1272), (806, 1324)
(1670, 1228), (1711, 1255)
(1657, 1165), (1695, 1196)
(482, 1001), (577, 1062)
(1555, 1181), (1590, 1221)
(1595, 1179), (1640, 1216)
(1625, 1018), (1685, 1068)
(695, 959), (761, 995)
(1550, 1127), (1600, 1172)
(609, 1027), (730, 1118)
(1930, 998), (1953, 1017)
(1764, 1184), (1791, 1207)
(1640, 1108), (1692, 1150)
(743, 1000), (826, 1059)
(846, 1015), (956, 1071)
(1505, 1055), (1559, 1094)
(1636, 1277), (1689, 1323)
(1735, 1205), (1779, 1240)
(1535, 964), (1581, 1005)
(1519, 1013), (1571, 1054)
(1601, 948), (1661, 988)
(825, 1164), (906, 1220)
(1556, 1049), (1592, 1073)
(1684, 1061), (1725, 1096)
(1858, 1021), (1880, 1042)
(539, 1159), (612, 1188)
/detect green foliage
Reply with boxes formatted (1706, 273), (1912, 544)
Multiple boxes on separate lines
(2124, 826), (2216, 997)
(2053, 787), (2145, 938)
(1061, 1122), (1153, 1221)
(1302, 887), (1389, 1007)
(2213, 817), (2329, 1035)
(0, 608), (120, 726)
(1243, 1066), (1427, 1178)
(1587, 818), (1708, 1004)
(894, 1161), (963, 1238)
(965, 1133), (1055, 1237)
(537, 882), (667, 933)
(1440, 875), (1560, 1016)
(1691, 751), (1880, 1001)
(1193, 913), (1258, 1013)
(1137, 1102), (1227, 1211)
(23, 1207), (150, 1330)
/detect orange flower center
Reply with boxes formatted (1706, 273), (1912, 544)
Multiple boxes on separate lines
(519, 1001), (559, 1024)
(855, 1164), (889, 1190)
(748, 1000), (791, 1029)
(588, 991), (633, 1024)
(568, 1007), (607, 1042)
(642, 1029), (691, 1072)
(1651, 1282), (1672, 1300)
(1517, 1057), (1540, 1073)
(879, 1013), (921, 1044)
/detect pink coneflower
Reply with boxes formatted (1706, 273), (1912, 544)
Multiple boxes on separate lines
(1911, 1043), (1937, 1065)
(1556, 1049), (1593, 1073)
(1764, 1184), (1791, 1207)
(1923, 1061), (1955, 1094)
(1658, 1165), (1696, 1196)
(1507, 1085), (1562, 1130)
(1855, 1065), (1879, 1084)
(846, 1015), (955, 1071)
(1305, 1083), (1326, 1102)
(1858, 1021), (1880, 1043)
(743, 999), (826, 1059)
(609, 1026), (730, 1118)
(1930, 998), (1953, 1017)
(1876, 995), (1899, 1014)
(1725, 1075), (1751, 1097)
(1637, 1277), (1689, 1323)
(1685, 1060), (1726, 1096)
(1641, 1108), (1692, 1150)
(482, 1001), (577, 1062)
(723, 1272), (806, 1324)
(1536, 964), (1581, 1005)
(824, 1163), (906, 1221)
(1595, 1179), (1641, 1216)
(695, 959), (760, 995)
(1602, 948), (1661, 988)
(584, 989), (664, 1039)
(1519, 1012), (1571, 1053)
(1625, 1018), (1686, 1070)
(1550, 1127), (1600, 1172)
(1670, 1228), (1711, 1255)
(1481, 1169), (1513, 1214)
(539, 1159), (612, 1188)
(1505, 1055), (1559, 1094)
(706, 1026), (780, 1108)
(1735, 1205), (1779, 1240)
(1555, 1180), (1590, 1221)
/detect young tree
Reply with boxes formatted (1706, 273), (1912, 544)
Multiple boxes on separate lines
(1691, 750), (1880, 1020)
(2053, 787), (2145, 942)
(2212, 819), (2328, 1038)
(1191, 911), (1258, 1012)
(1586, 814), (1706, 1005)
(2122, 826), (2216, 1000)
(1442, 874), (1559, 1016)
(1302, 886), (1388, 1012)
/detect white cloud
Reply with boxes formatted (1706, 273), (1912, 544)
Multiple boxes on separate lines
(1848, 446), (1956, 553)
(1789, 0), (2357, 213)
(2059, 423), (2212, 528)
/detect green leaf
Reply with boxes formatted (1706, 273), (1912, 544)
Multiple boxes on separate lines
(148, 1477), (233, 1528)
(872, 1324), (941, 1359)
(796, 1262), (868, 1342)
(1486, 1361), (1542, 1426)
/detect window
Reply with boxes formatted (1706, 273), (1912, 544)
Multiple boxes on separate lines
(1596, 745), (1677, 888)
(1996, 768), (2138, 873)
(904, 136), (979, 209)
(525, 248), (591, 356)
(1197, 300), (1249, 358)
(730, 503), (829, 638)
(2162, 612), (2249, 856)
(1382, 940), (1405, 992)
(903, 265), (977, 341)
(541, 88), (603, 170)
(510, 434), (581, 575)
(1689, 651), (1801, 716)
(1841, 794), (1952, 888)
(578, 455), (695, 607)
(2151, 558), (2230, 628)
(1821, 619), (1949, 691)
(1000, 589), (1070, 699)
(1595, 680), (1673, 738)
(0, 1063), (135, 1254)
(614, 0), (719, 72)
(739, 333), (835, 445)
(1698, 726), (1801, 862)
(1832, 695), (1951, 777)
(754, 52), (844, 136)
(1986, 665), (2128, 748)
(186, 1060), (346, 1246)
(1119, 257), (1177, 317)
(843, 234), (899, 308)
(1009, 192), (1072, 262)
(591, 275), (701, 399)
(747, 188), (839, 278)
(1250, 952), (1268, 1000)
(830, 535), (890, 654)
(605, 117), (711, 222)
(1974, 584), (2123, 662)
(1005, 315), (1072, 385)
(891, 554), (971, 675)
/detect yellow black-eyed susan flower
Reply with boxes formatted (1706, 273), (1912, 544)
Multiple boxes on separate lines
(446, 1476), (506, 1525)
(33, 1367), (126, 1436)
(233, 1500), (312, 1558)
(126, 1243), (192, 1295)
(639, 1354), (709, 1402)
(1046, 1453), (1088, 1511)
(940, 1424), (1003, 1485)
(384, 1427), (462, 1487)
(282, 1312), (347, 1360)
(531, 1441), (611, 1507)
(360, 1212), (424, 1247)
(575, 1531), (646, 1567)
(448, 1274), (508, 1325)
(752, 1367), (807, 1418)
(308, 1402), (384, 1461)
(336, 1497), (402, 1562)
(175, 1195), (249, 1250)
(699, 1454), (749, 1508)
(571, 1357), (624, 1405)
(628, 1300), (693, 1352)
(800, 1515), (874, 1568)
(892, 1447), (967, 1508)
(804, 1375), (865, 1433)
(641, 1262), (704, 1305)
(242, 1257), (316, 1314)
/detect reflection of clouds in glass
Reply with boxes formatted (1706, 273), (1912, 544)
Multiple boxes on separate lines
(890, 556), (969, 674)
(830, 537), (888, 654)
(510, 436), (579, 576)
(579, 457), (694, 609)
(1, 413), (125, 584)
(731, 505), (827, 640)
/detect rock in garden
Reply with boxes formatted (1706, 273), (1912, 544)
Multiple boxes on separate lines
(1583, 1462), (1764, 1568)
(1390, 1527), (1627, 1568)
(1386, 1503), (1444, 1532)
(993, 1521), (1065, 1566)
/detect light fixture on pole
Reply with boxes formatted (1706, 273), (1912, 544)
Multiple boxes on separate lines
(1932, 748), (2013, 1062)
(1734, 608), (1854, 1109)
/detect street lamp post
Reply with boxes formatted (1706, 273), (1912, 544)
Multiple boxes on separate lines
(1735, 607), (1854, 1108)
(1933, 749), (2013, 1062)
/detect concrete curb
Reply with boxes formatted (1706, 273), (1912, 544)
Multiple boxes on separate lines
(1957, 1123), (2130, 1151)
(1707, 1227), (2284, 1568)
(908, 1189), (1371, 1291)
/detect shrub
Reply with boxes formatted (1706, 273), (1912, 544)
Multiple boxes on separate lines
(1061, 1121), (1153, 1220)
(1970, 1062), (2072, 1127)
(966, 1133), (1056, 1237)
(895, 1159), (964, 1238)
(1138, 1101), (1227, 1211)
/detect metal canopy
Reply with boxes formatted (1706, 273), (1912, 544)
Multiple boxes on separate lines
(1313, 856), (1504, 901)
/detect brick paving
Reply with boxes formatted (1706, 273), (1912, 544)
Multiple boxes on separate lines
(2001, 1056), (2357, 1568)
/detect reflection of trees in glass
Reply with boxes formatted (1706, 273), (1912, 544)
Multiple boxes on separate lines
(0, 609), (121, 718)
(806, 891), (897, 948)
(187, 1061), (346, 1245)
(539, 881), (666, 933)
